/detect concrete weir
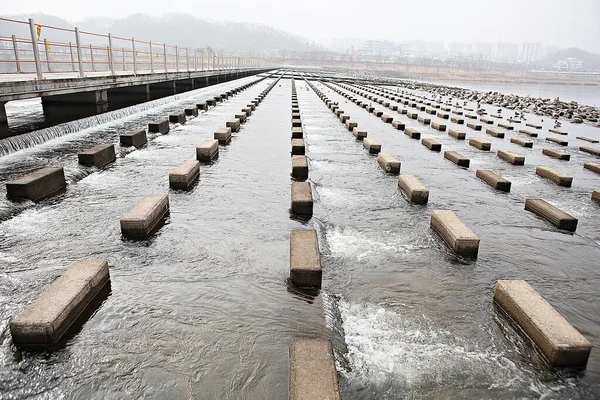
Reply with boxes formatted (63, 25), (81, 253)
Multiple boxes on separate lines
(536, 166), (572, 187)
(430, 210), (479, 258)
(196, 139), (219, 162)
(291, 182), (313, 216)
(476, 169), (511, 192)
(363, 138), (381, 154)
(6, 167), (66, 202)
(10, 259), (110, 347)
(78, 144), (116, 168)
(493, 280), (591, 367)
(444, 151), (470, 167)
(169, 160), (200, 190)
(377, 153), (401, 174)
(149, 118), (170, 133)
(292, 156), (309, 180)
(289, 229), (322, 289)
(120, 194), (170, 239)
(120, 128), (147, 148)
(525, 198), (578, 231)
(289, 338), (341, 400)
(398, 175), (429, 204)
(214, 128), (232, 145)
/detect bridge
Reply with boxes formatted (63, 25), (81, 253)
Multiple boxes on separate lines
(0, 17), (272, 127)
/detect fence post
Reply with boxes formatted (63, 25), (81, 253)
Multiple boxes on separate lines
(201, 49), (204, 71)
(194, 49), (197, 71)
(89, 44), (95, 72)
(69, 42), (75, 71)
(11, 35), (21, 73)
(163, 43), (167, 72)
(122, 47), (125, 70)
(74, 27), (85, 77)
(28, 19), (43, 79)
(149, 41), (154, 73)
(132, 38), (137, 75)
(186, 47), (189, 72)
(108, 33), (115, 75)
(175, 45), (179, 72)
(43, 39), (52, 72)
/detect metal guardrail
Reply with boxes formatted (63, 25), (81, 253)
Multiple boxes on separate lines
(0, 17), (265, 79)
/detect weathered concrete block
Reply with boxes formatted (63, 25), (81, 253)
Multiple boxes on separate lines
(407, 112), (418, 119)
(486, 128), (505, 138)
(381, 115), (393, 123)
(246, 103), (256, 111)
(526, 123), (542, 129)
(467, 122), (482, 131)
(519, 129), (538, 137)
(389, 104), (398, 111)
(226, 119), (241, 133)
(398, 175), (429, 204)
(363, 138), (381, 154)
(290, 229), (322, 288)
(593, 191), (600, 201)
(292, 118), (302, 128)
(339, 114), (350, 123)
(377, 153), (400, 174)
(120, 194), (169, 239)
(476, 169), (511, 192)
(437, 112), (450, 119)
(242, 107), (252, 116)
(291, 127), (303, 139)
(444, 151), (470, 167)
(418, 116), (431, 125)
(292, 155), (309, 180)
(451, 117), (465, 124)
(235, 113), (247, 123)
(334, 109), (344, 117)
(494, 280), (591, 366)
(549, 129), (568, 135)
(184, 108), (199, 117)
(196, 139), (219, 162)
(391, 120), (405, 130)
(584, 162), (600, 175)
(149, 118), (170, 133)
(373, 110), (383, 117)
(431, 121), (446, 131)
(345, 120), (358, 131)
(397, 108), (408, 115)
(547, 137), (568, 146)
(466, 113), (478, 119)
(120, 128), (147, 148)
(405, 128), (421, 139)
(291, 182), (313, 216)
(168, 113), (186, 124)
(78, 144), (116, 168)
(214, 127), (232, 145)
(580, 146), (600, 156)
(536, 166), (572, 187)
(542, 148), (570, 160)
(498, 150), (525, 165)
(524, 198), (577, 231)
(511, 137), (533, 148)
(292, 139), (305, 155)
(426, 108), (436, 115)
(289, 338), (340, 400)
(480, 117), (494, 124)
(353, 127), (367, 140)
(577, 136), (599, 143)
(452, 110), (464, 116)
(292, 112), (301, 120)
(469, 138), (491, 151)
(498, 123), (513, 130)
(448, 129), (465, 140)
(196, 102), (208, 110)
(169, 160), (200, 190)
(430, 210), (479, 257)
(422, 138), (442, 152)
(6, 167), (66, 202)
(10, 259), (110, 347)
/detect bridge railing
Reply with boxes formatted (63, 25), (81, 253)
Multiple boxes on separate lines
(0, 17), (264, 79)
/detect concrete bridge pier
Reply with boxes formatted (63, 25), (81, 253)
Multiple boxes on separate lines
(175, 79), (194, 94)
(0, 101), (7, 124)
(108, 84), (150, 110)
(41, 90), (108, 125)
(149, 81), (176, 101)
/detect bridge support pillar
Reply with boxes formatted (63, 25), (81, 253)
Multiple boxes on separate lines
(149, 81), (176, 101)
(0, 102), (7, 124)
(175, 79), (194, 94)
(108, 84), (150, 110)
(41, 90), (109, 124)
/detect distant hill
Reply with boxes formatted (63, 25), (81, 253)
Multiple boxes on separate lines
(538, 47), (600, 70)
(0, 13), (323, 56)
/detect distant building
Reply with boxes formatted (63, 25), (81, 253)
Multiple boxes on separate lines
(554, 57), (584, 71)
(519, 42), (542, 64)
(493, 42), (519, 63)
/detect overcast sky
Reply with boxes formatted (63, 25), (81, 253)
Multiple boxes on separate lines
(3, 0), (600, 53)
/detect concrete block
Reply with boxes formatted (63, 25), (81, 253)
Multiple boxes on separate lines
(383, 102), (390, 107)
(405, 128), (421, 139)
(580, 146), (600, 156)
(196, 102), (208, 110)
(519, 129), (538, 137)
(547, 137), (568, 146)
(437, 112), (450, 119)
(149, 118), (170, 133)
(363, 138), (381, 154)
(418, 116), (431, 125)
(498, 150), (525, 165)
(451, 117), (465, 124)
(480, 117), (494, 124)
(426, 108), (436, 115)
(345, 120), (358, 131)
(292, 112), (301, 120)
(353, 128), (367, 140)
(431, 121), (446, 131)
(169, 160), (200, 190)
(494, 280), (591, 367)
(334, 109), (344, 117)
(242, 107), (252, 116)
(476, 169), (511, 192)
(422, 138), (442, 152)
(381, 115), (393, 123)
(398, 175), (429, 204)
(292, 139), (305, 155)
(377, 153), (400, 174)
(168, 113), (186, 124)
(289, 338), (340, 400)
(542, 148), (570, 160)
(292, 118), (302, 128)
(486, 128), (505, 138)
(185, 108), (199, 117)
(444, 151), (470, 167)
(430, 210), (479, 257)
(391, 120), (405, 130)
(524, 199), (578, 231)
(247, 103), (256, 111)
(466, 114), (478, 119)
(469, 138), (491, 151)
(498, 123), (513, 130)
(226, 119), (241, 133)
(235, 113), (247, 123)
(593, 191), (600, 201)
(6, 167), (66, 202)
(397, 108), (408, 115)
(549, 129), (568, 135)
(577, 136), (599, 143)
(120, 128), (147, 148)
(526, 123), (542, 129)
(511, 137), (533, 148)
(291, 127), (303, 139)
(289, 229), (322, 289)
(536, 166), (572, 187)
(389, 104), (398, 111)
(10, 259), (110, 346)
(292, 156), (309, 180)
(584, 162), (600, 175)
(291, 182), (313, 216)
(339, 115), (350, 123)
(448, 129), (465, 140)
(467, 122), (482, 131)
(196, 139), (219, 162)
(441, 107), (451, 112)
(120, 194), (169, 239)
(407, 112), (418, 119)
(214, 128), (232, 145)
(373, 110), (383, 117)
(452, 110), (464, 116)
(78, 144), (116, 168)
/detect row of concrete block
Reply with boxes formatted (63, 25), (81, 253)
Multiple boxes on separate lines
(290, 79), (313, 218)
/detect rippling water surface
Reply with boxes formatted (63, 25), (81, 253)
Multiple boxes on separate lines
(0, 73), (599, 399)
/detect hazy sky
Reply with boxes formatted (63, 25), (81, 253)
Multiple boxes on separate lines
(3, 0), (600, 53)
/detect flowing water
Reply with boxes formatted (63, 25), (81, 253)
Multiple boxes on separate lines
(0, 73), (599, 399)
